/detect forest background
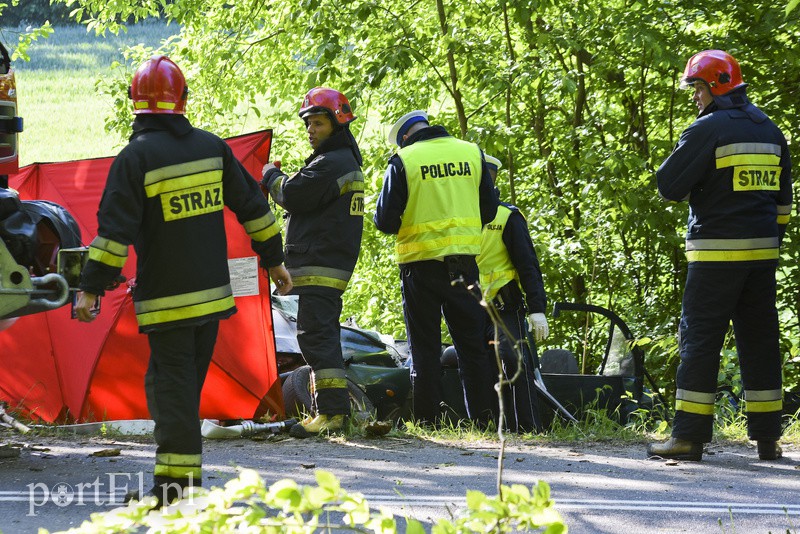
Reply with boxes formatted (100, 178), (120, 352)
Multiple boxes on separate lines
(3, 0), (800, 408)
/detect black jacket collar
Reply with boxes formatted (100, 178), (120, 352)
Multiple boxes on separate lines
(700, 86), (751, 118)
(131, 114), (193, 139)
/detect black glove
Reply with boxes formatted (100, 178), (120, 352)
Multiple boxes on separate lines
(261, 167), (284, 194)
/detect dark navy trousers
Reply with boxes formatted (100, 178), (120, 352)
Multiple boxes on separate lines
(673, 263), (782, 442)
(400, 258), (496, 425)
(296, 290), (350, 416)
(145, 320), (218, 485)
(487, 304), (543, 433)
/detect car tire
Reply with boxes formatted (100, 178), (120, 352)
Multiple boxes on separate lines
(283, 365), (313, 416)
(282, 365), (376, 420)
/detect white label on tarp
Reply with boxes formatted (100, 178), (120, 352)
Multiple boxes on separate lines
(228, 256), (260, 297)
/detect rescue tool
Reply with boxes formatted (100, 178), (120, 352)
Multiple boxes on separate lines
(201, 418), (298, 439)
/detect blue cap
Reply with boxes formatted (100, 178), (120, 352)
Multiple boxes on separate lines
(387, 110), (429, 147)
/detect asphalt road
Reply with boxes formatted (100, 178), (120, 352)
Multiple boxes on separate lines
(0, 425), (798, 533)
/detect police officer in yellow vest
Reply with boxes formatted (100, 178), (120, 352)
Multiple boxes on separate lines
(477, 155), (548, 433)
(375, 110), (499, 426)
(75, 56), (292, 507)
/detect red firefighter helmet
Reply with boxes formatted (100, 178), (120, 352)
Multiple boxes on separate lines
(680, 50), (745, 96)
(298, 87), (356, 125)
(128, 55), (188, 115)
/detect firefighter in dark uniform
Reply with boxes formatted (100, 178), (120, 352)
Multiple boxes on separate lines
(261, 87), (363, 437)
(374, 110), (499, 426)
(75, 56), (292, 506)
(648, 50), (791, 461)
(477, 155), (548, 433)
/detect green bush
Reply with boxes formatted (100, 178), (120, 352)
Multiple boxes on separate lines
(50, 469), (567, 534)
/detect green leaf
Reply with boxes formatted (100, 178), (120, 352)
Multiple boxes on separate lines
(406, 518), (427, 534)
(314, 470), (340, 493)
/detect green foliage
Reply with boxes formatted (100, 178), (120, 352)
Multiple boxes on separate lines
(784, 413), (800, 442)
(32, 0), (800, 401)
(401, 418), (508, 444)
(543, 388), (654, 442)
(785, 344), (800, 392)
(48, 468), (566, 533)
(0, 21), (54, 63)
(0, 0), (72, 26)
(713, 400), (750, 442)
(9, 22), (175, 71)
(8, 23), (176, 164)
(718, 347), (743, 397)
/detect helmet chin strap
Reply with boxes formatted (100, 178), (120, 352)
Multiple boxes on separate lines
(302, 109), (338, 129)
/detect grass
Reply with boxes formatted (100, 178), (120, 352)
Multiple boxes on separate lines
(5, 21), (283, 166)
(383, 398), (800, 449)
(18, 390), (799, 450)
(3, 22), (177, 165)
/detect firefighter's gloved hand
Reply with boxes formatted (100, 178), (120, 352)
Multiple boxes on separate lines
(527, 312), (549, 341)
(261, 162), (279, 177)
(260, 164), (285, 201)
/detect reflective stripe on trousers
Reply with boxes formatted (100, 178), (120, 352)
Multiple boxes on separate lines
(672, 264), (782, 442)
(296, 291), (350, 416)
(146, 321), (219, 483)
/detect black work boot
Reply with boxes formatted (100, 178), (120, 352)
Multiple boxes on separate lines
(757, 440), (783, 461)
(124, 476), (197, 509)
(646, 437), (704, 461)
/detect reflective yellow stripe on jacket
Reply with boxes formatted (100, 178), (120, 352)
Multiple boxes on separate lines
(144, 157), (224, 222)
(244, 211), (280, 242)
(339, 171), (365, 216)
(396, 137), (483, 263)
(477, 205), (519, 300)
(87, 236), (129, 269)
(777, 203), (792, 225)
(134, 284), (235, 327)
(338, 171), (365, 195)
(715, 142), (781, 170)
(685, 237), (780, 262)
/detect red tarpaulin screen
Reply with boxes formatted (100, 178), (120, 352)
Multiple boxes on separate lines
(0, 129), (284, 423)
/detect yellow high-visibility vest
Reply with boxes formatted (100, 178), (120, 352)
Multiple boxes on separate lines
(396, 137), (483, 263)
(477, 205), (519, 300)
